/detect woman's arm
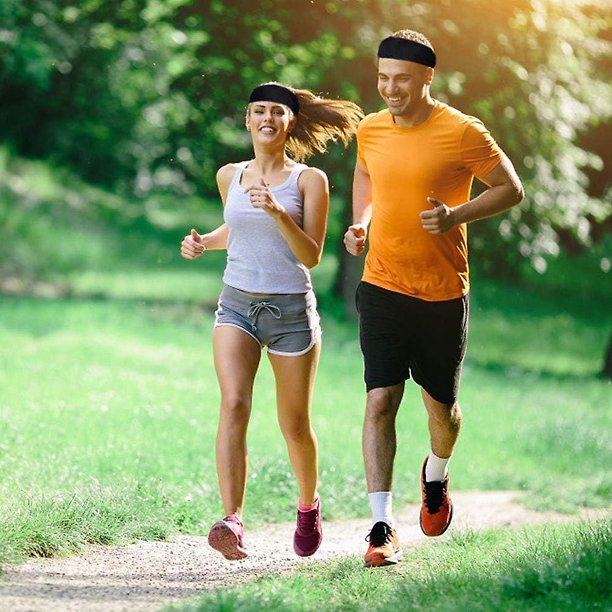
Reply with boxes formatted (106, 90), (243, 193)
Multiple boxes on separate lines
(247, 168), (330, 269)
(180, 164), (235, 259)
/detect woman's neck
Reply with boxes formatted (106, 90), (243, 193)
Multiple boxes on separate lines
(252, 150), (292, 176)
(243, 150), (294, 188)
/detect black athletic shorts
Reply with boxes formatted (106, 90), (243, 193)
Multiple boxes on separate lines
(355, 281), (469, 404)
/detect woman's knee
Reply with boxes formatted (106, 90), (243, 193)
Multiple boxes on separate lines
(219, 395), (252, 427)
(280, 417), (314, 444)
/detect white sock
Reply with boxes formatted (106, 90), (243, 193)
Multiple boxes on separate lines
(425, 451), (450, 482)
(368, 491), (393, 527)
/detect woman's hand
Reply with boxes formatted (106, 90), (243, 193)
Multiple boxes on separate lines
(247, 177), (286, 219)
(181, 228), (207, 260)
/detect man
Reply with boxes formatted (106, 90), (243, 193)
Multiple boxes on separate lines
(344, 29), (524, 568)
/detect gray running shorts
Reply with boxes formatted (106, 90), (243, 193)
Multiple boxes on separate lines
(214, 284), (321, 356)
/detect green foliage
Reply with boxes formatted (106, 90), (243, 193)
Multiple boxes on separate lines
(0, 145), (225, 285)
(1, 1), (610, 278)
(452, 0), (612, 275)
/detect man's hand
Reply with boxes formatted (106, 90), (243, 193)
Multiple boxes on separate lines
(343, 224), (367, 256)
(181, 228), (206, 260)
(420, 197), (456, 234)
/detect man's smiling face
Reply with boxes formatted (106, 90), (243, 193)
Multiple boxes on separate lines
(377, 57), (433, 119)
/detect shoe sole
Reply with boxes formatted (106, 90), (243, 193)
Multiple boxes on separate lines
(208, 522), (248, 560)
(363, 549), (403, 568)
(293, 536), (323, 558)
(419, 502), (454, 537)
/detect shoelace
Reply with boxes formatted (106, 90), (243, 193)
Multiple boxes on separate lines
(247, 301), (282, 330)
(423, 479), (447, 514)
(296, 507), (319, 534)
(366, 521), (394, 547)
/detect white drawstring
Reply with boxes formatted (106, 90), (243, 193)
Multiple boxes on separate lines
(248, 301), (282, 330)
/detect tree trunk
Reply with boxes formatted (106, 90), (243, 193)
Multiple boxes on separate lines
(332, 192), (365, 320)
(333, 246), (364, 320)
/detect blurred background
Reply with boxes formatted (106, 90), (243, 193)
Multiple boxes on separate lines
(0, 0), (610, 357)
(0, 0), (610, 568)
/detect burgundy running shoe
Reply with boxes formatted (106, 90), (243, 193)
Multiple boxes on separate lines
(293, 498), (322, 557)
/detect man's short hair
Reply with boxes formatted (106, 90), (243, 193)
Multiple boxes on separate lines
(391, 29), (434, 52)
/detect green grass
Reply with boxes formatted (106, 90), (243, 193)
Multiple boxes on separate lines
(468, 278), (610, 376)
(0, 274), (610, 569)
(172, 519), (612, 611)
(1, 147), (611, 612)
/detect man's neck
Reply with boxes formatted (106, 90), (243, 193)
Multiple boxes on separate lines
(393, 96), (435, 128)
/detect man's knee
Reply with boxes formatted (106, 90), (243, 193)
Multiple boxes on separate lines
(366, 385), (403, 420)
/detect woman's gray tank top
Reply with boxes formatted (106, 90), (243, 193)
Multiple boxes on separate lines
(222, 161), (312, 294)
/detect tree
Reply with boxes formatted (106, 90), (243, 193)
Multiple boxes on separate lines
(1, 0), (609, 301)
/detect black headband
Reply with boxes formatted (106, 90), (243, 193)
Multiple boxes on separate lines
(377, 36), (437, 68)
(248, 84), (300, 115)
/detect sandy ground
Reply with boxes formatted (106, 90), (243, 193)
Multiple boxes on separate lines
(0, 491), (608, 612)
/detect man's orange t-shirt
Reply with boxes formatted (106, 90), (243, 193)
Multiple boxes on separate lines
(357, 100), (503, 301)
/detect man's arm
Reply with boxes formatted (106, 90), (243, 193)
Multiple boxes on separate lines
(420, 154), (524, 234)
(344, 161), (373, 256)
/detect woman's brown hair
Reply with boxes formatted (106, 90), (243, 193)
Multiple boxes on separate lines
(248, 83), (364, 163)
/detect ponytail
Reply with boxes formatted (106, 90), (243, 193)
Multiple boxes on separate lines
(287, 88), (364, 162)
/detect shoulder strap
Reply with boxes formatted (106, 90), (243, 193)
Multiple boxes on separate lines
(228, 160), (251, 191)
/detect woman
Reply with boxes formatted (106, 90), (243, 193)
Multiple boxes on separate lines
(181, 82), (362, 560)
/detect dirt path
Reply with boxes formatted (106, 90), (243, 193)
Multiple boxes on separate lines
(0, 491), (607, 612)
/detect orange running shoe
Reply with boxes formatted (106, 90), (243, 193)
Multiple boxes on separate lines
(363, 521), (402, 568)
(419, 457), (453, 537)
(208, 514), (248, 560)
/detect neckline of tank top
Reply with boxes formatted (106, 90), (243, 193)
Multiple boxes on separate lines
(237, 160), (305, 193)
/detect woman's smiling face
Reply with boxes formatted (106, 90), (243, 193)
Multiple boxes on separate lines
(246, 101), (295, 144)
